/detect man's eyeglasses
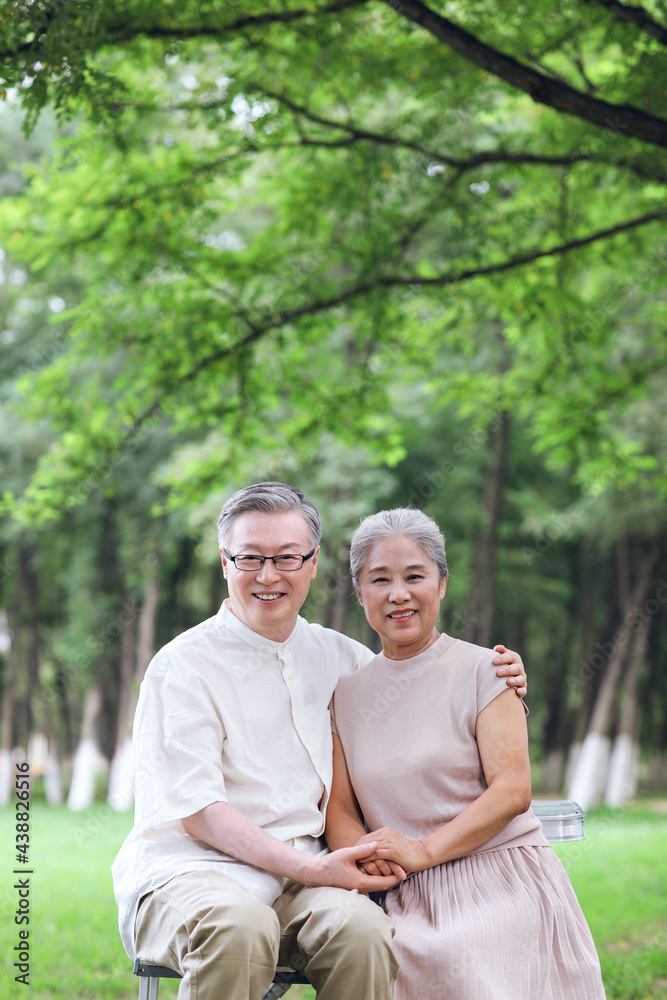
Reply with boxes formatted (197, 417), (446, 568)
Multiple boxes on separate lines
(223, 548), (316, 572)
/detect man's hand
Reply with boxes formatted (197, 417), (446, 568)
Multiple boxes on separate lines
(493, 644), (527, 698)
(356, 828), (429, 875)
(182, 801), (402, 891)
(306, 842), (406, 892)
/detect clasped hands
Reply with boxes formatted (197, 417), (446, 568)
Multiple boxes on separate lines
(355, 827), (428, 882)
(311, 827), (426, 891)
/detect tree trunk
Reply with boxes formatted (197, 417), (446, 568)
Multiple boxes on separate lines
(605, 613), (651, 807)
(136, 557), (161, 678)
(38, 704), (64, 806)
(107, 588), (137, 808)
(52, 657), (75, 755)
(641, 590), (667, 791)
(209, 559), (225, 616)
(43, 746), (63, 805)
(108, 557), (161, 810)
(543, 564), (579, 793)
(586, 544), (657, 736)
(41, 692), (64, 806)
(97, 501), (124, 762)
(565, 544), (599, 788)
(646, 752), (666, 791)
(19, 544), (42, 738)
(67, 684), (104, 811)
(0, 673), (13, 807)
(465, 412), (510, 647)
(568, 541), (659, 811)
(325, 547), (350, 637)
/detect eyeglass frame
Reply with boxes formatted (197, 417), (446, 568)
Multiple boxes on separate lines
(222, 547), (317, 571)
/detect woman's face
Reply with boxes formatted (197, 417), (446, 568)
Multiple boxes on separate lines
(357, 533), (447, 660)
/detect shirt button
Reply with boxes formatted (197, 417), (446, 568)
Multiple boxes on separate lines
(279, 645), (286, 652)
(288, 675), (295, 680)
(300, 724), (306, 731)
(318, 765), (323, 772)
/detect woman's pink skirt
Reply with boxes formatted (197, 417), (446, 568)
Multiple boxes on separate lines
(383, 846), (606, 1000)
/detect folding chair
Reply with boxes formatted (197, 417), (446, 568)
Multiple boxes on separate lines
(133, 958), (309, 999)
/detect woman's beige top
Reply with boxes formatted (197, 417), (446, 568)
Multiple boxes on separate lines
(331, 632), (549, 854)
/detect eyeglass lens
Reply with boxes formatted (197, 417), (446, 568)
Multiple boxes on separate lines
(235, 555), (304, 570)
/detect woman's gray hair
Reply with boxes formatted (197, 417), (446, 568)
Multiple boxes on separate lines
(217, 482), (322, 549)
(350, 508), (448, 588)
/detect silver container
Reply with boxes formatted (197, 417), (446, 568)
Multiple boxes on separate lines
(531, 799), (585, 842)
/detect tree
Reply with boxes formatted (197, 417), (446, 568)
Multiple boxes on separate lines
(0, 0), (665, 806)
(567, 538), (661, 810)
(0, 0), (665, 524)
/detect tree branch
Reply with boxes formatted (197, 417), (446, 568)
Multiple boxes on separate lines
(117, 207), (663, 443)
(585, 0), (667, 46)
(157, 211), (667, 400)
(249, 82), (587, 169)
(0, 0), (368, 61)
(110, 89), (666, 184)
(381, 0), (667, 148)
(386, 210), (666, 287)
(239, 83), (667, 181)
(124, 0), (368, 44)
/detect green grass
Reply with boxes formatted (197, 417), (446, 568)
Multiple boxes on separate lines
(1, 800), (665, 999)
(553, 801), (667, 1000)
(1, 801), (137, 1000)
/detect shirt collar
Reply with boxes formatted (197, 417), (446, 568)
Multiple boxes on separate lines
(217, 600), (302, 652)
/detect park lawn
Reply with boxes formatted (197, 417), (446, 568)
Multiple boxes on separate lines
(553, 802), (667, 1000)
(0, 801), (665, 1000)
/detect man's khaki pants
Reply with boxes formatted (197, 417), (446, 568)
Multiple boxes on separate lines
(135, 869), (398, 1000)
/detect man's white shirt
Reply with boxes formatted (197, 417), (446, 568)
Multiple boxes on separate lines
(112, 601), (374, 958)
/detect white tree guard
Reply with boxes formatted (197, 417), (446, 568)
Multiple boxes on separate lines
(44, 753), (63, 806)
(67, 738), (100, 811)
(0, 748), (12, 806)
(567, 731), (610, 812)
(108, 736), (135, 811)
(564, 740), (581, 792)
(605, 733), (639, 808)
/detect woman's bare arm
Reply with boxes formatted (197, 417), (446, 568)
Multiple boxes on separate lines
(182, 798), (403, 891)
(326, 733), (406, 880)
(359, 689), (532, 873)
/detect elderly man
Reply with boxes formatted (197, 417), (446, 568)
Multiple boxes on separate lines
(112, 482), (527, 1000)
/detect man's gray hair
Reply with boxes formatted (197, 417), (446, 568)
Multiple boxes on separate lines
(217, 482), (322, 549)
(350, 508), (448, 588)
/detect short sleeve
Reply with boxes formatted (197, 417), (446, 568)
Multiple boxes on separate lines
(329, 631), (375, 680)
(475, 651), (515, 717)
(329, 691), (339, 737)
(133, 668), (228, 837)
(475, 652), (529, 718)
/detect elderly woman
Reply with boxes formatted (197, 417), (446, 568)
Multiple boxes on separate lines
(326, 508), (605, 1000)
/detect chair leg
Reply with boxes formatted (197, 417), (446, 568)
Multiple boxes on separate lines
(262, 984), (294, 1000)
(138, 977), (160, 1000)
(135, 963), (304, 1000)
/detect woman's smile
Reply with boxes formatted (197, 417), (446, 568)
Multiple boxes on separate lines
(357, 534), (447, 660)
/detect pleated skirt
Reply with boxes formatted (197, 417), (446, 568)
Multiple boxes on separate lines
(383, 846), (606, 1000)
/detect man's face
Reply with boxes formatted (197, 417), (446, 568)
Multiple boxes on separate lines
(221, 510), (319, 642)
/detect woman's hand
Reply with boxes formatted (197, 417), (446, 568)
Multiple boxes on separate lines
(358, 857), (408, 879)
(305, 842), (406, 891)
(357, 827), (430, 874)
(493, 644), (527, 699)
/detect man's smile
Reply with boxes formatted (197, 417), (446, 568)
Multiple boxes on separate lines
(387, 609), (417, 619)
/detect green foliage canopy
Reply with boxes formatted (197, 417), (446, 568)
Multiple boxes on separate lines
(0, 0), (666, 523)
